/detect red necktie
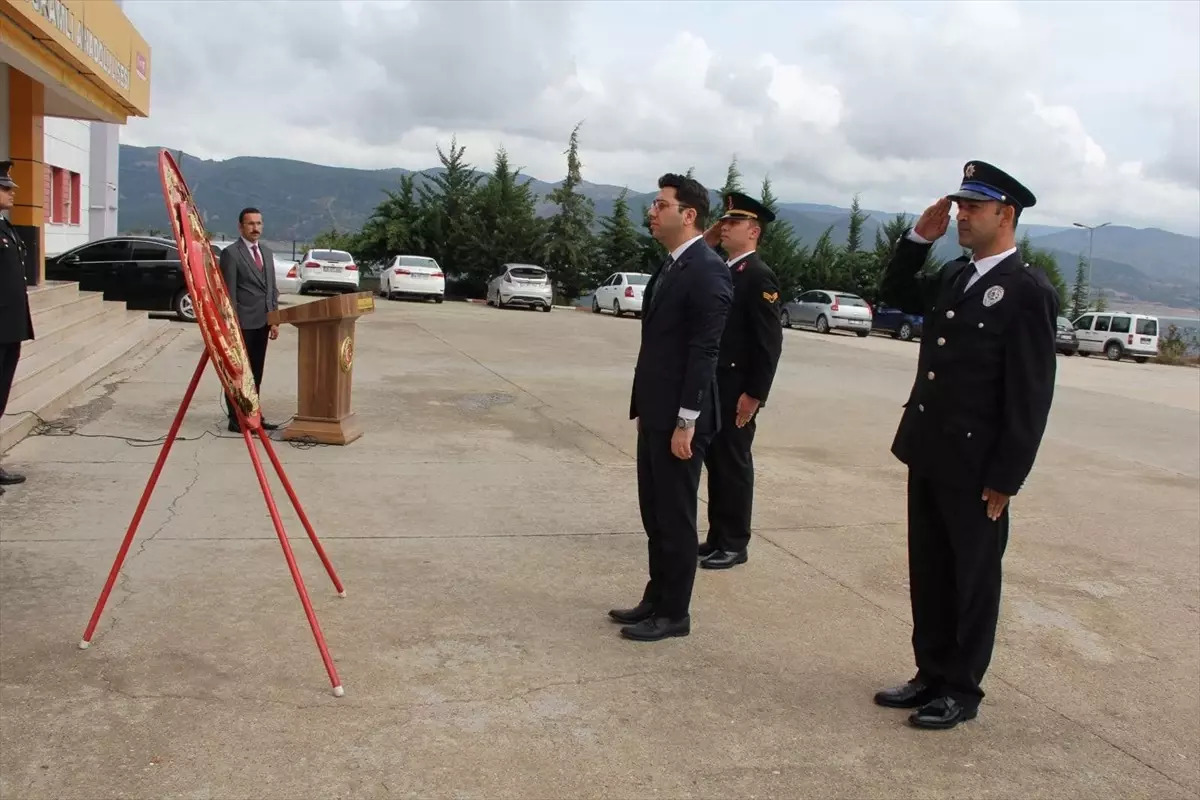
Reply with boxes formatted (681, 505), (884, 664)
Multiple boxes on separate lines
(252, 244), (263, 269)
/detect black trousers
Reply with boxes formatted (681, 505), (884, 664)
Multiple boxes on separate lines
(636, 423), (714, 620)
(225, 326), (269, 419)
(907, 470), (1010, 711)
(0, 341), (20, 419)
(704, 369), (757, 552)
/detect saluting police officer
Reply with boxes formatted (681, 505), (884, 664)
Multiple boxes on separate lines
(873, 161), (1058, 730)
(698, 192), (783, 569)
(0, 160), (32, 497)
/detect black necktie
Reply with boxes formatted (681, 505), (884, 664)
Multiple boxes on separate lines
(649, 255), (674, 311)
(954, 262), (977, 295)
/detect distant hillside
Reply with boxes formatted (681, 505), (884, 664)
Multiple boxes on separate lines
(119, 144), (1198, 308)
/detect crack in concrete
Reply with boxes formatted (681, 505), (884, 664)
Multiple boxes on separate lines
(96, 447), (204, 644)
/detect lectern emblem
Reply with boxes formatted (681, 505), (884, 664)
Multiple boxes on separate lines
(339, 336), (354, 373)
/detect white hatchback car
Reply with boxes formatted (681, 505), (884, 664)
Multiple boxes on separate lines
(297, 248), (360, 294)
(379, 255), (445, 302)
(591, 272), (650, 316)
(274, 256), (300, 294)
(487, 263), (553, 312)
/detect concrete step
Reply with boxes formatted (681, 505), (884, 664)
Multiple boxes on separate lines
(25, 280), (81, 314)
(21, 292), (111, 360)
(10, 309), (148, 404)
(0, 317), (174, 453)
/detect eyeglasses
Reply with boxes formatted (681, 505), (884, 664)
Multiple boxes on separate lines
(649, 200), (692, 212)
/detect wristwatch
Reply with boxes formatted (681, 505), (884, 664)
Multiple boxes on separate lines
(676, 417), (696, 430)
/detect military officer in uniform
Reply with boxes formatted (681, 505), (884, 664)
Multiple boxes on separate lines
(699, 192), (783, 569)
(873, 161), (1058, 729)
(0, 160), (32, 497)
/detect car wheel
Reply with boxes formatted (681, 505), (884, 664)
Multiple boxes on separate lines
(781, 309), (791, 328)
(855, 330), (869, 338)
(613, 299), (622, 317)
(1134, 356), (1148, 364)
(592, 296), (601, 313)
(898, 322), (913, 341)
(434, 296), (444, 304)
(816, 314), (830, 334)
(174, 289), (196, 323)
(1105, 342), (1123, 361)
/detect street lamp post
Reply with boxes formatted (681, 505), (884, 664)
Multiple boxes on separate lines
(1073, 221), (1110, 305)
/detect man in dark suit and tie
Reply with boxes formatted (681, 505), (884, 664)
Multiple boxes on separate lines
(219, 207), (280, 433)
(609, 173), (734, 642)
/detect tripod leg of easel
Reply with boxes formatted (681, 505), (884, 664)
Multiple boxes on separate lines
(241, 426), (344, 697)
(79, 351), (211, 650)
(255, 428), (346, 597)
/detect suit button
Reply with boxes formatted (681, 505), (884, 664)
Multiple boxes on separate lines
(730, 362), (736, 367)
(927, 371), (935, 380)
(967, 432), (972, 438)
(937, 337), (946, 346)
(946, 310), (955, 319)
(918, 404), (924, 412)
(978, 322), (984, 329)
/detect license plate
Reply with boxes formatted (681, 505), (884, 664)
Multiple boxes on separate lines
(411, 273), (428, 278)
(1140, 337), (1151, 344)
(322, 265), (339, 272)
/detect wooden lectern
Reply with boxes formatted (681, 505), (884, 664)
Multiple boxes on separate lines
(268, 292), (375, 445)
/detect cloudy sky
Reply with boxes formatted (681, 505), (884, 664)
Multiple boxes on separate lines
(120, 0), (1200, 236)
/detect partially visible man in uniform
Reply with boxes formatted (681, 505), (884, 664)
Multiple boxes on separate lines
(698, 192), (783, 569)
(873, 161), (1058, 729)
(610, 173), (733, 642)
(219, 207), (280, 433)
(0, 160), (32, 497)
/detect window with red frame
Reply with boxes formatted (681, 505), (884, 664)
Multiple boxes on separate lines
(43, 165), (82, 225)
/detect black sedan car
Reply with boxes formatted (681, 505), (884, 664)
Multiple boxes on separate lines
(1056, 315), (1079, 355)
(44, 235), (213, 322)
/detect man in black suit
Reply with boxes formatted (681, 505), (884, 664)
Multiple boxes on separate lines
(873, 161), (1058, 729)
(699, 192), (784, 570)
(219, 207), (280, 433)
(0, 161), (32, 497)
(609, 173), (734, 642)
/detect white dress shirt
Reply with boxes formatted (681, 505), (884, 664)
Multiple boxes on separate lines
(670, 233), (706, 421)
(906, 230), (1015, 291)
(242, 236), (264, 267)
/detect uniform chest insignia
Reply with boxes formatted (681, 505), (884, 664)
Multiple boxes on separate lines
(982, 285), (1005, 307)
(736, 262), (746, 273)
(762, 291), (779, 303)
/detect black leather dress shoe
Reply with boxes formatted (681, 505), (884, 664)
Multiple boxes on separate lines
(0, 468), (26, 485)
(873, 680), (938, 709)
(698, 543), (717, 559)
(700, 550), (747, 570)
(608, 602), (655, 625)
(908, 696), (977, 729)
(620, 615), (690, 641)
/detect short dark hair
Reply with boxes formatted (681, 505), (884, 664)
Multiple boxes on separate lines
(238, 207), (261, 225)
(657, 173), (710, 230)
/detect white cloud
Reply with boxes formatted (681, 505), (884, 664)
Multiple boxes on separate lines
(120, 0), (1200, 235)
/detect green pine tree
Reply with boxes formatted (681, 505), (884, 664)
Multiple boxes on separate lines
(541, 122), (598, 301)
(755, 175), (806, 300)
(1069, 252), (1089, 319)
(597, 188), (643, 277)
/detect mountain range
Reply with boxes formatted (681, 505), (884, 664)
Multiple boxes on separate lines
(118, 145), (1199, 310)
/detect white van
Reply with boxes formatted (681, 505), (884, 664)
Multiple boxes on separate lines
(1070, 312), (1159, 363)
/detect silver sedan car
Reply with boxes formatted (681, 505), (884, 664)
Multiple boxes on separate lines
(780, 289), (873, 337)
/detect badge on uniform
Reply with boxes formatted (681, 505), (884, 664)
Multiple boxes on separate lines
(983, 285), (1005, 307)
(762, 291), (779, 303)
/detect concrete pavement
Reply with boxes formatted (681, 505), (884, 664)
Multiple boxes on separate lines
(2, 297), (1197, 799)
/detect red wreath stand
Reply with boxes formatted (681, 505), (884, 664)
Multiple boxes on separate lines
(78, 150), (347, 696)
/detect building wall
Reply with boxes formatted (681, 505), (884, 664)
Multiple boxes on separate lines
(42, 116), (90, 255)
(89, 122), (119, 238)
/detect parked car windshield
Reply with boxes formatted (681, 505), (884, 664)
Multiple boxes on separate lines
(398, 256), (439, 268)
(509, 267), (547, 278)
(1136, 318), (1158, 336)
(1057, 316), (1073, 330)
(311, 250), (352, 262)
(836, 295), (868, 306)
(626, 274), (649, 285)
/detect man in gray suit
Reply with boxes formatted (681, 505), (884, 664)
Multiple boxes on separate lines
(219, 207), (280, 433)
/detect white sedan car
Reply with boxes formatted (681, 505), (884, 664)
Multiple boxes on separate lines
(274, 255), (300, 294)
(379, 254), (445, 302)
(297, 248), (360, 294)
(591, 271), (650, 316)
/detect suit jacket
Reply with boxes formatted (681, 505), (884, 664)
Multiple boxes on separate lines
(879, 234), (1058, 496)
(220, 239), (279, 330)
(629, 238), (734, 432)
(717, 252), (784, 404)
(0, 218), (33, 344)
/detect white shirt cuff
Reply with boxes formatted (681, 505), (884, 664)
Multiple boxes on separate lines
(906, 229), (932, 244)
(677, 408), (700, 420)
